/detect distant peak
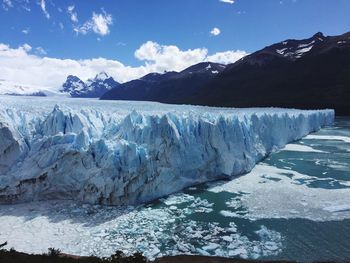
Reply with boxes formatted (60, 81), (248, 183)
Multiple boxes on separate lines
(66, 75), (81, 82)
(94, 71), (109, 81)
(140, 72), (162, 81)
(313, 32), (325, 38)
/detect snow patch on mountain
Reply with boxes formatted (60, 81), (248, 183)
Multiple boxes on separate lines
(294, 45), (314, 58)
(275, 42), (314, 59)
(271, 33), (327, 60)
(276, 48), (288, 55)
(298, 40), (315, 49)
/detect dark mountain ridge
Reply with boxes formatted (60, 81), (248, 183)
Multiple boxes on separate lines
(101, 31), (350, 115)
(197, 31), (350, 115)
(100, 62), (226, 104)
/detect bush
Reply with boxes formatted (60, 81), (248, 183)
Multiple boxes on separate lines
(47, 247), (62, 257)
(109, 251), (148, 263)
(0, 241), (7, 249)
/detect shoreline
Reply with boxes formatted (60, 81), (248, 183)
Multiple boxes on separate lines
(0, 248), (296, 263)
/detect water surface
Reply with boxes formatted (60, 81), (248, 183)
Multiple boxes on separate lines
(0, 117), (349, 262)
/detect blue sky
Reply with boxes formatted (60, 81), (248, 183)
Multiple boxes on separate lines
(2, 0), (350, 63)
(0, 0), (349, 87)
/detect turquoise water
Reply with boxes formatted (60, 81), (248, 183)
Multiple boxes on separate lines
(0, 118), (349, 262)
(133, 117), (350, 262)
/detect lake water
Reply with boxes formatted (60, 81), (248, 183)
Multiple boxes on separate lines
(0, 117), (349, 262)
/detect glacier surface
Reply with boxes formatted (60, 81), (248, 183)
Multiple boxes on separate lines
(0, 96), (334, 205)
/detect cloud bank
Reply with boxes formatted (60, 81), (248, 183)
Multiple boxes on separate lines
(0, 42), (248, 88)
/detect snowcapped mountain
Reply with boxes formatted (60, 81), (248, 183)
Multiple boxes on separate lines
(60, 75), (87, 96)
(0, 72), (119, 98)
(100, 62), (226, 103)
(102, 31), (350, 115)
(61, 72), (120, 98)
(0, 79), (64, 97)
(239, 32), (350, 65)
(247, 32), (327, 64)
(195, 31), (350, 115)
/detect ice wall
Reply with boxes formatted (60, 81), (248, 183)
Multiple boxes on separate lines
(0, 96), (334, 205)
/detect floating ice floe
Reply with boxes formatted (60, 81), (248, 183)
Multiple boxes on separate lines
(209, 163), (350, 221)
(0, 199), (283, 260)
(305, 135), (350, 143)
(281, 143), (326, 153)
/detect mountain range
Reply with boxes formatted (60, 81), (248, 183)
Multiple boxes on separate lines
(1, 31), (349, 115)
(101, 31), (350, 115)
(100, 62), (226, 103)
(61, 72), (120, 98)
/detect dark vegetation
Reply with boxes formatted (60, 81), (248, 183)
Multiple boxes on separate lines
(0, 245), (147, 263)
(0, 245), (298, 263)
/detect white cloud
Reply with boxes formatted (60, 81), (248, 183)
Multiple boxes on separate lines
(35, 46), (47, 55)
(3, 0), (30, 11)
(207, 50), (248, 64)
(67, 5), (78, 23)
(2, 0), (13, 10)
(116, 42), (127, 47)
(74, 10), (112, 36)
(237, 10), (246, 15)
(0, 42), (248, 89)
(220, 0), (235, 4)
(20, 0), (30, 11)
(134, 41), (209, 73)
(22, 28), (30, 34)
(21, 43), (32, 52)
(22, 5), (30, 11)
(40, 0), (50, 19)
(210, 27), (221, 36)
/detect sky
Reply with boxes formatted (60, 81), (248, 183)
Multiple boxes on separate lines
(0, 0), (350, 88)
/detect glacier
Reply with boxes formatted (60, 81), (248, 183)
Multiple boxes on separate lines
(0, 95), (334, 205)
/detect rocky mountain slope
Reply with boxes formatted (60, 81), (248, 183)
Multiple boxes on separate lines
(101, 32), (350, 115)
(195, 31), (350, 115)
(100, 62), (226, 103)
(61, 72), (119, 98)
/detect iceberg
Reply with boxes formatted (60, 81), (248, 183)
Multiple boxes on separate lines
(0, 96), (334, 205)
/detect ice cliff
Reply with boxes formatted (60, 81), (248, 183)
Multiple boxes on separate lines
(0, 96), (334, 205)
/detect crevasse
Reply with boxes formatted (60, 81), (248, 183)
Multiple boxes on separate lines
(0, 96), (334, 205)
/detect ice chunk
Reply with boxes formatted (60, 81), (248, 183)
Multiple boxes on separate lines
(210, 164), (350, 221)
(305, 135), (350, 143)
(281, 144), (326, 153)
(323, 204), (350, 213)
